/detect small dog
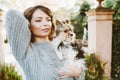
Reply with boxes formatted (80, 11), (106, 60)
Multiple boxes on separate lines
(53, 20), (86, 79)
(52, 19), (87, 80)
(55, 20), (85, 60)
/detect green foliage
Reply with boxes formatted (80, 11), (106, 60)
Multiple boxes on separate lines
(111, 19), (120, 79)
(103, 0), (120, 79)
(0, 64), (22, 80)
(70, 1), (90, 39)
(103, 0), (120, 20)
(85, 53), (110, 80)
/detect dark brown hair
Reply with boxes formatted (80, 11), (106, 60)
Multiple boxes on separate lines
(24, 5), (55, 42)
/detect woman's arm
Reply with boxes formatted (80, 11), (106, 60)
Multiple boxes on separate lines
(5, 9), (31, 60)
(57, 59), (86, 78)
(58, 65), (83, 78)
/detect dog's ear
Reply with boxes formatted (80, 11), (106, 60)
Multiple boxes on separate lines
(56, 20), (63, 27)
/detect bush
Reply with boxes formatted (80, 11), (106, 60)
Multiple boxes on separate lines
(0, 64), (22, 80)
(85, 53), (111, 80)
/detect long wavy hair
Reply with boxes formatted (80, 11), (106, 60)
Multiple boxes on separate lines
(24, 5), (55, 42)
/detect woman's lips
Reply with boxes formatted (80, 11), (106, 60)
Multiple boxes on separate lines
(41, 28), (49, 32)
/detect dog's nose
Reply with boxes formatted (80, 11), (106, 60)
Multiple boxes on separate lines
(70, 34), (73, 36)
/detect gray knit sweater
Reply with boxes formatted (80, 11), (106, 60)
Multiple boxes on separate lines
(5, 10), (75, 80)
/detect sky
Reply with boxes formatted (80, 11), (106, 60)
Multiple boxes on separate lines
(0, 0), (98, 12)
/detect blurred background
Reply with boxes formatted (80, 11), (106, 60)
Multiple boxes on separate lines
(0, 0), (97, 19)
(0, 0), (120, 80)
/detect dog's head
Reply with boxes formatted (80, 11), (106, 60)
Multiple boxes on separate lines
(55, 20), (76, 42)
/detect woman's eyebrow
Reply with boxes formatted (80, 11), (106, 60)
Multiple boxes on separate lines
(34, 16), (51, 19)
(34, 17), (42, 19)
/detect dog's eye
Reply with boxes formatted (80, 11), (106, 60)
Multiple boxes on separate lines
(62, 21), (65, 24)
(64, 30), (68, 33)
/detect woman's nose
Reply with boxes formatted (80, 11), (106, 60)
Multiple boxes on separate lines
(42, 20), (49, 26)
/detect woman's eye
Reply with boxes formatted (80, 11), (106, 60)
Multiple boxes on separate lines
(47, 19), (51, 21)
(35, 20), (41, 22)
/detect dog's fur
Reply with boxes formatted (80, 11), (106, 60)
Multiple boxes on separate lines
(53, 20), (86, 79)
(55, 20), (85, 60)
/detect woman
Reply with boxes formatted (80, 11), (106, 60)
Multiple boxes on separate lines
(5, 5), (82, 80)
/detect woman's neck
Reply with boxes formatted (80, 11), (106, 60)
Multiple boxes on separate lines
(34, 37), (49, 42)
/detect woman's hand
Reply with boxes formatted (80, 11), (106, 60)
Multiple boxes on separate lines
(57, 65), (83, 78)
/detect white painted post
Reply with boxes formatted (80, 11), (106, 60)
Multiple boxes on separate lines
(86, 5), (114, 77)
(0, 9), (5, 66)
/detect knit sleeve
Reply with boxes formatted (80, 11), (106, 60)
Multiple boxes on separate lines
(5, 9), (31, 60)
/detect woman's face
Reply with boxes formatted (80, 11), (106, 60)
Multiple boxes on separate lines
(30, 9), (52, 40)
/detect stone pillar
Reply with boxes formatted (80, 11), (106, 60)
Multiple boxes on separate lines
(0, 9), (4, 66)
(86, 1), (114, 77)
